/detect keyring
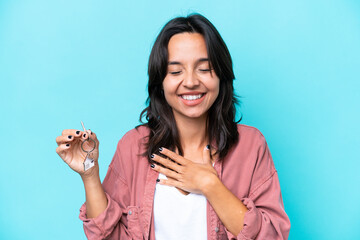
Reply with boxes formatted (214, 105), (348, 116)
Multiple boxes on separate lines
(81, 138), (96, 153)
(80, 121), (96, 171)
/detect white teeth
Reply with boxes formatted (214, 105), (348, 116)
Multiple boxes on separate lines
(181, 94), (203, 100)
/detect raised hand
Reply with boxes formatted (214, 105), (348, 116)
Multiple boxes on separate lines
(55, 129), (99, 177)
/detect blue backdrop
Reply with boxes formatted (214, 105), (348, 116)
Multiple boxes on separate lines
(1, 0), (359, 239)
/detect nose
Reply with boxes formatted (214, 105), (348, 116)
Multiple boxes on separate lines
(182, 71), (200, 89)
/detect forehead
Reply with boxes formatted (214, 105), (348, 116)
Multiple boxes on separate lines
(167, 33), (208, 61)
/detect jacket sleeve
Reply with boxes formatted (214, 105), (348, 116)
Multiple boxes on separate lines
(225, 137), (291, 240)
(78, 139), (132, 240)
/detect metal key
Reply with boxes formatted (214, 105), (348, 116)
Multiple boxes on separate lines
(80, 121), (96, 171)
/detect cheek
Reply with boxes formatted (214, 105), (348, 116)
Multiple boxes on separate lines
(163, 91), (173, 106)
(207, 79), (220, 106)
(209, 78), (220, 96)
(163, 76), (182, 94)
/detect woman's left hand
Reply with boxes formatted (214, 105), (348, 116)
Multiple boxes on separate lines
(151, 146), (219, 195)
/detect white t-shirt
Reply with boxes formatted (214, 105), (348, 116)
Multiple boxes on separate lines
(154, 173), (207, 240)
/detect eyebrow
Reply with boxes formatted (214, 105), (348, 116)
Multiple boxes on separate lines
(168, 58), (209, 65)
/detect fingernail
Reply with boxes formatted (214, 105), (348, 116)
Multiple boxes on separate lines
(68, 135), (72, 139)
(150, 154), (154, 159)
(89, 129), (93, 135)
(83, 134), (86, 138)
(151, 164), (155, 168)
(206, 145), (210, 150)
(159, 147), (163, 152)
(76, 131), (80, 135)
(156, 179), (160, 182)
(66, 144), (70, 147)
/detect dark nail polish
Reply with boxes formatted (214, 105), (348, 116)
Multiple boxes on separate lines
(150, 154), (154, 159)
(156, 179), (160, 182)
(151, 164), (155, 168)
(76, 131), (80, 135)
(68, 135), (72, 139)
(66, 144), (70, 147)
(206, 145), (210, 150)
(159, 147), (163, 152)
(83, 134), (86, 138)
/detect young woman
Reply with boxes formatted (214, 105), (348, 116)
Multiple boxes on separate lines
(56, 14), (290, 240)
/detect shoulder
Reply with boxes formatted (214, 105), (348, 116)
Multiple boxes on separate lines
(117, 125), (150, 147)
(122, 124), (150, 140)
(222, 124), (269, 164)
(222, 125), (277, 198)
(236, 124), (267, 146)
(231, 124), (274, 169)
(234, 124), (275, 172)
(110, 125), (149, 176)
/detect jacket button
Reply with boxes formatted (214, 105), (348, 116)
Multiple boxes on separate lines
(128, 210), (132, 215)
(215, 227), (219, 233)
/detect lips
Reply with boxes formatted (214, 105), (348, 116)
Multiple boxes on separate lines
(178, 92), (206, 106)
(180, 93), (205, 100)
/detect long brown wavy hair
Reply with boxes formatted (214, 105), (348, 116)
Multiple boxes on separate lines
(139, 13), (241, 163)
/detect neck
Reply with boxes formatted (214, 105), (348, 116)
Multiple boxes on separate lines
(174, 114), (208, 152)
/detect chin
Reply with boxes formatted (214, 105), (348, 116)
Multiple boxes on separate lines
(182, 111), (207, 119)
(172, 107), (209, 120)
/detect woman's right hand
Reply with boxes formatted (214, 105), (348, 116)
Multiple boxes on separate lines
(56, 129), (100, 178)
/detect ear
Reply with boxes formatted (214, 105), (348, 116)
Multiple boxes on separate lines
(202, 145), (212, 165)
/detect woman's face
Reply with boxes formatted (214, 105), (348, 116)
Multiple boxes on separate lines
(162, 32), (220, 121)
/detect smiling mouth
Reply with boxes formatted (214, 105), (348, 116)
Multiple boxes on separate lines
(180, 93), (205, 100)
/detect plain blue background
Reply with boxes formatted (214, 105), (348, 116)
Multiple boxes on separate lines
(1, 0), (359, 239)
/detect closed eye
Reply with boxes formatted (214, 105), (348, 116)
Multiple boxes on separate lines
(169, 71), (182, 75)
(199, 68), (212, 72)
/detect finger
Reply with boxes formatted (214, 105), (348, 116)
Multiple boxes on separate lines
(202, 145), (212, 165)
(81, 130), (99, 152)
(56, 143), (71, 160)
(151, 163), (181, 180)
(87, 129), (99, 145)
(151, 154), (182, 172)
(159, 147), (187, 165)
(81, 130), (97, 143)
(82, 131), (89, 139)
(56, 135), (75, 145)
(62, 129), (82, 137)
(158, 177), (184, 189)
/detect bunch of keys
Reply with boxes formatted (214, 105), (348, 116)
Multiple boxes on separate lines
(80, 121), (96, 171)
